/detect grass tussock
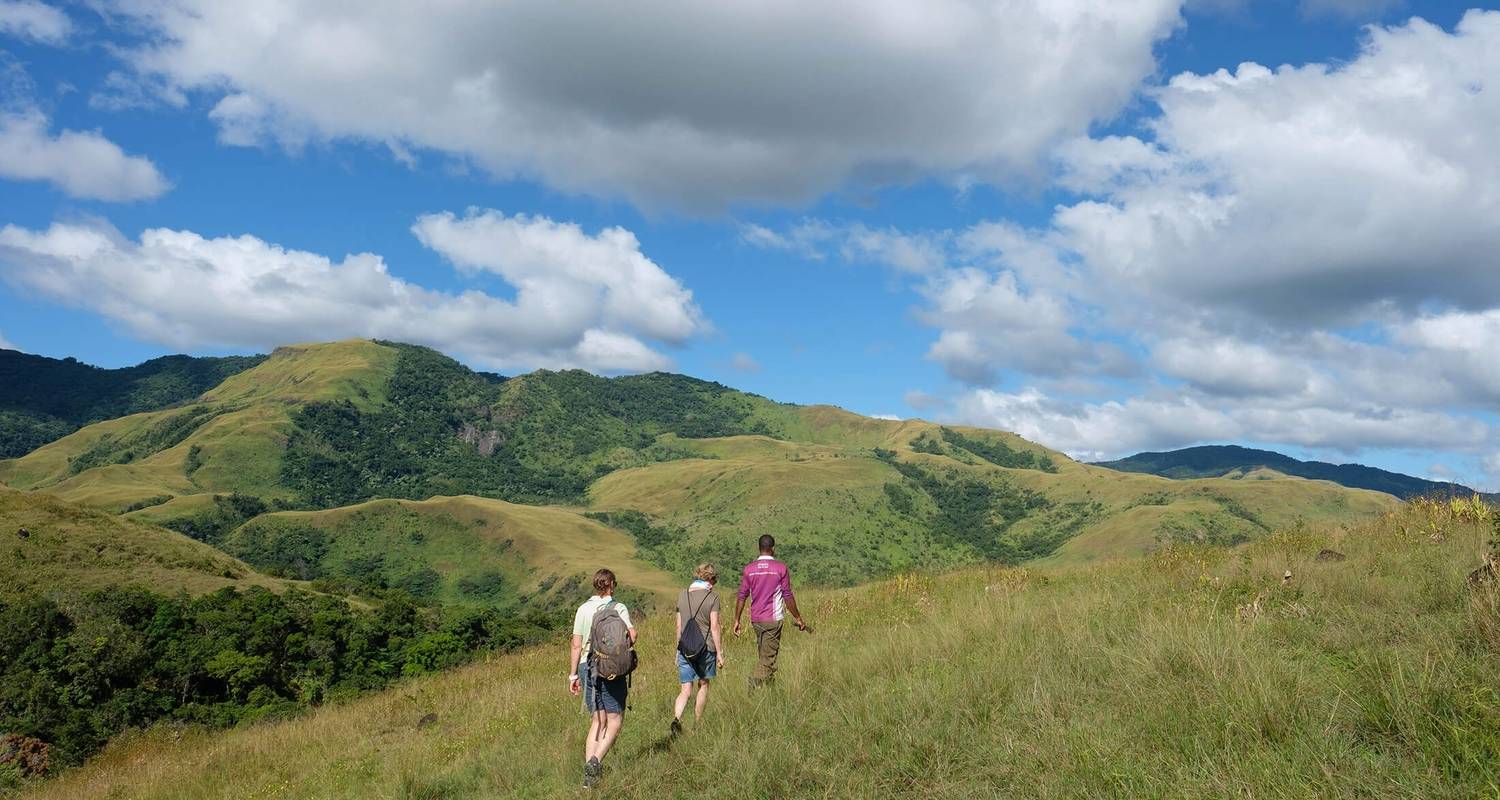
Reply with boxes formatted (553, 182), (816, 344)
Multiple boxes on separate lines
(18, 501), (1500, 799)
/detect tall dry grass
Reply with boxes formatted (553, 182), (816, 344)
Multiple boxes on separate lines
(18, 501), (1500, 799)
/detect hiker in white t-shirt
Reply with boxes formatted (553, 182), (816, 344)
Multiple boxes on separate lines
(568, 568), (637, 789)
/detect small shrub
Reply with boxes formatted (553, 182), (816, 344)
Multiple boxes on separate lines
(0, 734), (49, 780)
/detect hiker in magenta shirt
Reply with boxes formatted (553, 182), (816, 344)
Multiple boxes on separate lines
(732, 534), (808, 686)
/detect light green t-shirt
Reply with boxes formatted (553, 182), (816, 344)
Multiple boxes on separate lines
(572, 595), (634, 664)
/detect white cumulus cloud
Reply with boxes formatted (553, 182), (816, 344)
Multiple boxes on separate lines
(952, 387), (1488, 463)
(0, 110), (170, 201)
(1153, 338), (1314, 398)
(844, 12), (1500, 472)
(411, 209), (704, 345)
(742, 219), (948, 274)
(0, 213), (706, 373)
(1051, 11), (1500, 326)
(919, 268), (1118, 384)
(0, 1), (70, 44)
(102, 0), (1183, 210)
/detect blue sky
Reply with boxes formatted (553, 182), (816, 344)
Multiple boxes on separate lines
(2, 0), (1499, 488)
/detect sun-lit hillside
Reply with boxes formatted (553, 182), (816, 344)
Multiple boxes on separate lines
(222, 495), (680, 607)
(0, 348), (264, 461)
(21, 499), (1499, 799)
(589, 426), (1396, 581)
(0, 487), (301, 597)
(0, 340), (398, 511)
(0, 340), (1399, 589)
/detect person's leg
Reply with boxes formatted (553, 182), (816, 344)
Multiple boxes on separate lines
(585, 712), (604, 761)
(751, 621), (783, 683)
(581, 709), (603, 788)
(763, 622), (782, 680)
(582, 663), (602, 764)
(694, 679), (710, 720)
(673, 681), (692, 721)
(596, 712), (625, 761)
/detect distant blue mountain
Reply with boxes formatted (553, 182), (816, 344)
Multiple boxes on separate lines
(1094, 444), (1493, 501)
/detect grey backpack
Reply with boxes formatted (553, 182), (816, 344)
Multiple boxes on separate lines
(589, 601), (636, 680)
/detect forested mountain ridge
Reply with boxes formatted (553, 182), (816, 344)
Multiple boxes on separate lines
(1095, 444), (1494, 501)
(0, 348), (264, 460)
(0, 339), (1396, 587)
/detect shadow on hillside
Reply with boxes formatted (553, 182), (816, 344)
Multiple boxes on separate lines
(640, 734), (676, 756)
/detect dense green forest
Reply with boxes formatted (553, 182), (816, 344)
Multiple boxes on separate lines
(281, 343), (788, 507)
(0, 349), (263, 459)
(938, 426), (1058, 472)
(875, 449), (1091, 563)
(0, 585), (561, 777)
(1095, 444), (1493, 501)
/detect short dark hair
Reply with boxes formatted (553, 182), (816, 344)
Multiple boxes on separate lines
(758, 534), (776, 552)
(592, 568), (616, 594)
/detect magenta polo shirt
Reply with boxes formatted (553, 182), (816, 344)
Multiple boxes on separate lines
(737, 555), (794, 624)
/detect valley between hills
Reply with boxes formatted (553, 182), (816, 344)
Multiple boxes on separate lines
(8, 339), (1485, 798)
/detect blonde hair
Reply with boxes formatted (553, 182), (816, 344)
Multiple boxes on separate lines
(692, 563), (718, 584)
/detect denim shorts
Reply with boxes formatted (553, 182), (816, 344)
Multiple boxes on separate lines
(676, 650), (718, 683)
(581, 659), (628, 714)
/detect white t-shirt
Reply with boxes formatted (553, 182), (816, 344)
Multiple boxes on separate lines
(572, 595), (634, 664)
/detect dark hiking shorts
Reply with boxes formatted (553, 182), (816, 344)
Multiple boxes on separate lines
(581, 660), (628, 714)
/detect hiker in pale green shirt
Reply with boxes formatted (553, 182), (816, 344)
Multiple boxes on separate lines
(568, 568), (637, 789)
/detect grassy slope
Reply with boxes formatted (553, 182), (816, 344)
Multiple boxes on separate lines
(0, 340), (397, 511)
(226, 496), (680, 603)
(0, 349), (265, 460)
(591, 410), (1397, 573)
(0, 488), (301, 598)
(24, 501), (1500, 799)
(1, 340), (1396, 582)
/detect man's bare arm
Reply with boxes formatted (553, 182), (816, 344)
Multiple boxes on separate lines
(732, 595), (746, 636)
(786, 596), (808, 631)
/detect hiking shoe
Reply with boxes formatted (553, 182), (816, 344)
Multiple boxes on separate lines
(583, 757), (602, 788)
(670, 718), (683, 737)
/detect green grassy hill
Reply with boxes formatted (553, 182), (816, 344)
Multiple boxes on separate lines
(0, 488), (624, 778)
(221, 495), (680, 608)
(0, 340), (1398, 588)
(0, 348), (264, 460)
(0, 340), (397, 509)
(19, 499), (1500, 799)
(1096, 444), (1496, 501)
(588, 425), (1394, 580)
(0, 340), (1459, 793)
(0, 487), (300, 598)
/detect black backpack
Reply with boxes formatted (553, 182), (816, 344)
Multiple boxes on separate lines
(677, 588), (712, 658)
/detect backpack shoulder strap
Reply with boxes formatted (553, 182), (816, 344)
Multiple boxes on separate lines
(688, 587), (712, 618)
(593, 598), (618, 620)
